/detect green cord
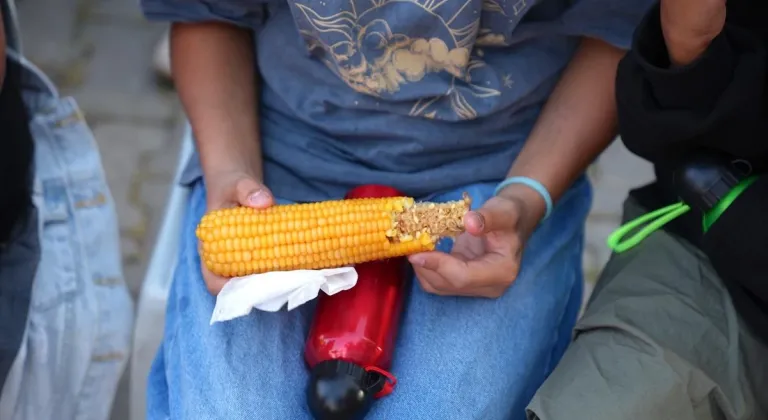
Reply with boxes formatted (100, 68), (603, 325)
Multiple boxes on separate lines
(606, 202), (691, 253)
(702, 176), (758, 232)
(607, 176), (759, 253)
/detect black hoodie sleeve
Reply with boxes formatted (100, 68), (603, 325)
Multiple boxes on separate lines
(616, 3), (768, 165)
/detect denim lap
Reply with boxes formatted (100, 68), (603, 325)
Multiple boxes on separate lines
(147, 179), (591, 420)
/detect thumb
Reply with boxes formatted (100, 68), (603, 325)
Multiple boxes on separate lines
(235, 177), (274, 208)
(465, 197), (518, 236)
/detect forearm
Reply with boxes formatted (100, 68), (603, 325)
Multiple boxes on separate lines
(171, 22), (262, 180)
(504, 38), (624, 216)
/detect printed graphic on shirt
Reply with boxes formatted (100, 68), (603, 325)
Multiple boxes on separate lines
(288, 0), (534, 120)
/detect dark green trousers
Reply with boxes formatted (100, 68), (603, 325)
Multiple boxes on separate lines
(527, 198), (768, 420)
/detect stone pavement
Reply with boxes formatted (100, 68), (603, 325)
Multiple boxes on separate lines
(584, 140), (655, 302)
(12, 0), (655, 418)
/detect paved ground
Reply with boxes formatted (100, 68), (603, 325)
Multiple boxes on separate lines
(12, 0), (655, 418)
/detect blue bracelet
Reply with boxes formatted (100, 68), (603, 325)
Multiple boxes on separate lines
(494, 176), (553, 220)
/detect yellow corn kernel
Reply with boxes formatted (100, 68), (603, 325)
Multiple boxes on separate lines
(196, 195), (471, 277)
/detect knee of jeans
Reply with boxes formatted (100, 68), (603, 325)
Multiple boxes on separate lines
(548, 278), (583, 366)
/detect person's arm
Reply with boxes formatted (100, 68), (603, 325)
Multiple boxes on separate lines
(498, 38), (625, 221)
(617, 3), (767, 165)
(499, 0), (661, 215)
(142, 0), (274, 294)
(411, 37), (636, 296)
(141, 0), (268, 190)
(171, 22), (263, 193)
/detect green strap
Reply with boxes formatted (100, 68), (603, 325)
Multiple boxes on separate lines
(702, 176), (758, 232)
(606, 202), (691, 253)
(608, 175), (759, 253)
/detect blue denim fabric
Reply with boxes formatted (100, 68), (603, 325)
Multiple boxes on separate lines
(0, 51), (134, 420)
(147, 177), (591, 419)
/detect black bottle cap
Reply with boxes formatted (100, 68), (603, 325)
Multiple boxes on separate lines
(672, 155), (749, 212)
(306, 360), (386, 420)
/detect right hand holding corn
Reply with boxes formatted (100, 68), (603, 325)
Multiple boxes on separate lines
(199, 170), (274, 294)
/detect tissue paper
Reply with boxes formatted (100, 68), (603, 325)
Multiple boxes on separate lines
(210, 267), (358, 325)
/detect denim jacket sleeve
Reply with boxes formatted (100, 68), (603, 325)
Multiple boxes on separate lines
(140, 0), (266, 29)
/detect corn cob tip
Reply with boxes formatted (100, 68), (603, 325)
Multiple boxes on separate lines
(386, 192), (471, 245)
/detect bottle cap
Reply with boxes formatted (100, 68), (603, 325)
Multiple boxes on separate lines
(307, 360), (386, 420)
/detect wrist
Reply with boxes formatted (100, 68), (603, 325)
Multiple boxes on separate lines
(496, 184), (548, 226)
(198, 140), (263, 183)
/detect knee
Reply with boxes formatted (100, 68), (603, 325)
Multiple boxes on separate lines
(527, 329), (704, 420)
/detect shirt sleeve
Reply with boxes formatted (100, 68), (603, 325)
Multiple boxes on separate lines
(140, 0), (266, 29)
(556, 0), (657, 50)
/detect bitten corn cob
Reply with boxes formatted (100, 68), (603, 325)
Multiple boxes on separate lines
(196, 194), (471, 277)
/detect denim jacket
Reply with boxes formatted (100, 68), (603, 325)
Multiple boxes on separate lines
(0, 3), (133, 418)
(0, 0), (36, 396)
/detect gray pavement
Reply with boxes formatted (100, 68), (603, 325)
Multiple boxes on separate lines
(12, 0), (655, 418)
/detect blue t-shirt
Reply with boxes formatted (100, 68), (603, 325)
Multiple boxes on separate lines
(142, 0), (652, 202)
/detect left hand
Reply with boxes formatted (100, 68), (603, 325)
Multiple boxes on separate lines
(408, 186), (546, 298)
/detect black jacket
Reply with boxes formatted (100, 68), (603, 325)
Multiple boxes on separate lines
(616, 1), (768, 341)
(0, 37), (36, 394)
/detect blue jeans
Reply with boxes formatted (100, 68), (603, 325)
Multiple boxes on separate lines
(147, 178), (591, 419)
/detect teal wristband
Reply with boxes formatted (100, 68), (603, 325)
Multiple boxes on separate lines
(494, 176), (553, 220)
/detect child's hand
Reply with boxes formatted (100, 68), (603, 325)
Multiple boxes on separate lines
(200, 170), (274, 295)
(408, 187), (544, 298)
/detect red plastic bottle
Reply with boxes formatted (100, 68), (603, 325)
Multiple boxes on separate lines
(305, 185), (408, 420)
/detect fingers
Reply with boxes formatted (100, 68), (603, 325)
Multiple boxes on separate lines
(462, 211), (486, 236)
(465, 197), (519, 236)
(202, 265), (228, 295)
(409, 252), (469, 290)
(409, 251), (518, 298)
(201, 173), (270, 295)
(409, 253), (449, 295)
(235, 177), (274, 208)
(198, 242), (229, 295)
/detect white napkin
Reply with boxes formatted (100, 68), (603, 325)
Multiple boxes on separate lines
(209, 267), (358, 325)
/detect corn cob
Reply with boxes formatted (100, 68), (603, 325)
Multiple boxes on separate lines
(196, 194), (471, 277)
